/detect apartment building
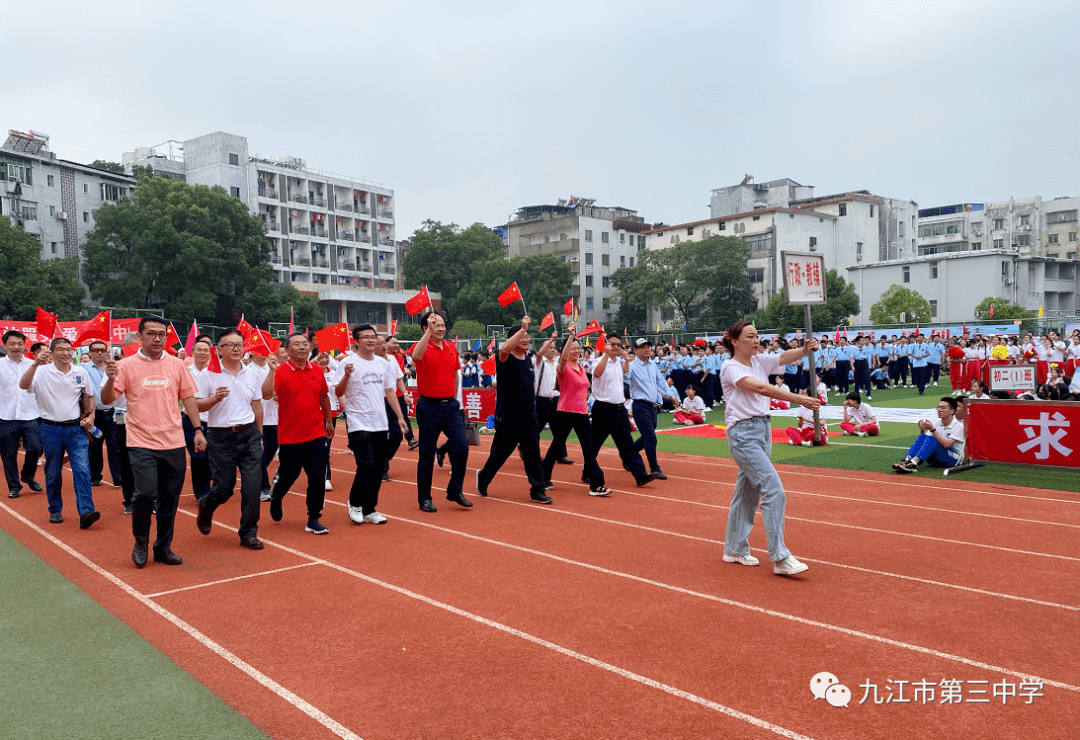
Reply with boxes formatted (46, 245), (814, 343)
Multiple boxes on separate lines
(1041, 196), (1080, 259)
(505, 199), (648, 324)
(125, 132), (412, 327)
(1, 128), (136, 263)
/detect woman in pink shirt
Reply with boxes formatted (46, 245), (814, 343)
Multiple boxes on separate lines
(541, 323), (608, 496)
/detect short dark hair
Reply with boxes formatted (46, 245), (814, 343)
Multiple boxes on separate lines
(217, 328), (244, 344)
(284, 331), (309, 348)
(940, 397), (958, 411)
(2, 330), (26, 344)
(845, 391), (862, 404)
(195, 333), (214, 345)
(29, 342), (45, 355)
(49, 337), (72, 351)
(420, 310), (445, 329)
(138, 316), (167, 333)
(605, 334), (623, 346)
(352, 324), (376, 340)
(88, 339), (109, 351)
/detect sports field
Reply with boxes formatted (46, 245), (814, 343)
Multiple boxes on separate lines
(2, 382), (1077, 739)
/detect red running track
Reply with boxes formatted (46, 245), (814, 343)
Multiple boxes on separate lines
(2, 433), (1078, 740)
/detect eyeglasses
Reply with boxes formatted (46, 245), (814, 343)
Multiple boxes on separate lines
(219, 343), (244, 350)
(90, 348), (108, 352)
(143, 331), (167, 338)
(355, 334), (377, 341)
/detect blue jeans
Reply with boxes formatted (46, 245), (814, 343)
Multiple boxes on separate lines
(415, 397), (468, 503)
(906, 433), (960, 467)
(631, 400), (661, 473)
(724, 416), (791, 563)
(40, 422), (95, 516)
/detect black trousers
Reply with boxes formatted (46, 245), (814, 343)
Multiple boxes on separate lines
(384, 401), (402, 473)
(0, 417), (42, 492)
(478, 418), (545, 498)
(89, 409), (122, 485)
(543, 411), (603, 488)
(590, 401), (647, 487)
(348, 429), (387, 514)
(115, 420), (134, 505)
(397, 396), (414, 442)
(834, 360), (851, 393)
(128, 447), (186, 551)
(897, 357), (910, 385)
(415, 397), (468, 503)
(271, 437), (328, 521)
(204, 426), (263, 538)
(928, 362), (940, 384)
(183, 414), (211, 499)
(853, 359), (871, 396)
(535, 396), (565, 461)
(260, 424), (278, 492)
(703, 374), (717, 406)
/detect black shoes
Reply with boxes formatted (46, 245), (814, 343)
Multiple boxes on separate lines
(49, 512), (63, 524)
(240, 537), (264, 550)
(652, 471), (668, 480)
(79, 511), (101, 530)
(123, 504), (133, 515)
(475, 470), (488, 497)
(636, 472), (660, 487)
(269, 496), (283, 522)
(407, 439), (420, 451)
(132, 542), (148, 568)
(382, 473), (391, 482)
(448, 493), (473, 508)
(580, 475), (591, 485)
(196, 499), (214, 535)
(90, 479), (102, 487)
(531, 492), (553, 505)
(153, 548), (183, 565)
(21, 478), (42, 492)
(8, 489), (19, 499)
(419, 499), (437, 513)
(557, 457), (575, 465)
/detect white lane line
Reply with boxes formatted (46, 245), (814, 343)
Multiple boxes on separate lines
(145, 562), (320, 598)
(0, 503), (365, 740)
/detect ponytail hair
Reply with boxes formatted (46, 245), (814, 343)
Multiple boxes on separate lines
(722, 320), (754, 354)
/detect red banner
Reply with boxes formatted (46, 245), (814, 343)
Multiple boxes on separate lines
(405, 388), (496, 423)
(967, 400), (1080, 469)
(0, 318), (140, 345)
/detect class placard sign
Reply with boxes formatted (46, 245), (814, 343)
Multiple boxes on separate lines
(990, 364), (1037, 391)
(780, 251), (827, 305)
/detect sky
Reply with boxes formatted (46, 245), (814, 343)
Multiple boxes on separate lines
(7, 0), (1079, 237)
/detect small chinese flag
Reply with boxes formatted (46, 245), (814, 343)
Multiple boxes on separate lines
(497, 282), (522, 308)
(595, 333), (606, 353)
(73, 311), (111, 346)
(206, 346), (222, 373)
(405, 286), (432, 315)
(576, 319), (603, 337)
(539, 312), (554, 331)
(487, 336), (496, 351)
(481, 355), (496, 375)
(236, 316), (256, 339)
(165, 323), (181, 355)
(35, 306), (58, 341)
(563, 296), (574, 317)
(121, 342), (139, 358)
(246, 329), (280, 356)
(314, 322), (351, 354)
(988, 304), (995, 319)
(391, 319), (398, 336)
(183, 319), (199, 355)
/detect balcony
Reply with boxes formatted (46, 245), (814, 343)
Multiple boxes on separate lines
(294, 257), (311, 266)
(357, 206), (370, 215)
(271, 256), (281, 264)
(289, 195), (308, 204)
(378, 237), (392, 246)
(343, 261), (356, 271)
(258, 187), (278, 199)
(339, 232), (354, 241)
(382, 265), (396, 274)
(358, 235), (371, 244)
(289, 226), (309, 235)
(311, 198), (326, 208)
(265, 221), (279, 232)
(380, 210), (393, 219)
(335, 201), (357, 213)
(314, 259), (329, 269)
(313, 229), (328, 238)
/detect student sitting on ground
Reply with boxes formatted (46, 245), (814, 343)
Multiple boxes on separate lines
(673, 385), (707, 426)
(892, 397), (965, 474)
(839, 392), (879, 437)
(870, 365), (890, 390)
(784, 390), (828, 447)
(768, 376), (790, 410)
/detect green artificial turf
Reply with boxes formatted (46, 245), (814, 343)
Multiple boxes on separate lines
(0, 529), (271, 740)
(540, 382), (1080, 493)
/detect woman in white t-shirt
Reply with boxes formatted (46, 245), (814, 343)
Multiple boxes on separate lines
(719, 320), (820, 577)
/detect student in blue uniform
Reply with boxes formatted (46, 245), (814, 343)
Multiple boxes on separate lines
(851, 335), (874, 400)
(832, 336), (854, 393)
(926, 335), (944, 387)
(910, 335), (931, 395)
(895, 337), (912, 388)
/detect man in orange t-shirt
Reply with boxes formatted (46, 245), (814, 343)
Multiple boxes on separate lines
(102, 317), (203, 569)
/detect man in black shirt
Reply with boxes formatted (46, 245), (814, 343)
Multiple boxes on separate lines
(475, 316), (554, 504)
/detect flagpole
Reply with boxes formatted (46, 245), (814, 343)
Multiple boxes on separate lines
(519, 293), (528, 320)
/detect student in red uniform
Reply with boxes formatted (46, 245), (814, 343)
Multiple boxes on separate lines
(262, 332), (335, 534)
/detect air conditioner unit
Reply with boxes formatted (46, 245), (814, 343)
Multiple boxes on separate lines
(973, 230), (981, 236)
(57, 211), (67, 220)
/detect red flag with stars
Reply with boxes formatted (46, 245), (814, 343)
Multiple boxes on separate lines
(314, 322), (350, 354)
(73, 311), (111, 346)
(539, 312), (554, 331)
(121, 342), (139, 358)
(481, 355), (496, 375)
(35, 306), (58, 341)
(563, 297), (574, 317)
(245, 329), (280, 356)
(576, 320), (603, 337)
(595, 333), (606, 353)
(497, 282), (522, 308)
(236, 316), (257, 340)
(405, 286), (432, 315)
(165, 323), (181, 355)
(206, 346), (222, 373)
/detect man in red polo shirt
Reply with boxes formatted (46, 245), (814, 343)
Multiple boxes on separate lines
(261, 332), (335, 534)
(411, 311), (470, 511)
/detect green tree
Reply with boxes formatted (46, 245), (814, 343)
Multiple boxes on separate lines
(0, 216), (86, 320)
(610, 264), (650, 335)
(869, 285), (931, 325)
(694, 238), (757, 331)
(90, 160), (124, 174)
(450, 254), (572, 328)
(82, 177), (271, 325)
(973, 296), (1035, 332)
(402, 221), (505, 315)
(753, 269), (861, 335)
(449, 319), (486, 340)
(396, 323), (424, 341)
(235, 284), (323, 331)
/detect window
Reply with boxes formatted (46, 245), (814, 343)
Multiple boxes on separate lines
(585, 252), (593, 265)
(629, 257), (635, 267)
(584, 230), (593, 242)
(743, 233), (773, 253)
(82, 212), (89, 223)
(585, 275), (593, 287)
(869, 205), (875, 217)
(838, 203), (847, 217)
(602, 298), (611, 309)
(903, 266), (910, 283)
(1070, 232), (1077, 242)
(1048, 233), (1059, 244)
(718, 222), (726, 230)
(620, 255), (626, 267)
(1003, 262), (1011, 276)
(102, 183), (122, 201)
(230, 187), (241, 198)
(620, 233), (625, 244)
(21, 203), (37, 220)
(993, 218), (1004, 229)
(899, 221), (904, 236)
(856, 241), (863, 259)
(602, 276), (610, 288)
(1047, 210), (1078, 224)
(993, 238), (1004, 249)
(83, 183), (89, 193)
(661, 306), (674, 321)
(47, 174), (54, 187)
(586, 298), (594, 310)
(1018, 235), (1030, 247)
(929, 300), (938, 318)
(1019, 215), (1030, 226)
(748, 268), (764, 283)
(752, 215), (760, 221)
(687, 227), (694, 236)
(229, 153), (240, 166)
(544, 235), (550, 243)
(809, 236), (817, 251)
(601, 231), (609, 243)
(51, 242), (58, 254)
(601, 254), (609, 267)
(972, 242), (982, 250)
(930, 261), (939, 279)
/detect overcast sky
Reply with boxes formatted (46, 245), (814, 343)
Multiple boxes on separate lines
(9, 0), (1078, 235)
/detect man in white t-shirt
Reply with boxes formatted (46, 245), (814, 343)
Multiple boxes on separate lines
(589, 335), (658, 489)
(893, 397), (965, 473)
(333, 324), (408, 524)
(194, 329), (266, 550)
(20, 337), (99, 528)
(840, 392), (879, 436)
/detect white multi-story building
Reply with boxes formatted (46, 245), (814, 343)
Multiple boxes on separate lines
(505, 200), (648, 324)
(916, 203), (987, 256)
(1041, 196), (1079, 259)
(1, 128), (136, 264)
(125, 132), (413, 327)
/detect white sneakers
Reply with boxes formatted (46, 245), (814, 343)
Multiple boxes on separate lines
(774, 555), (809, 576)
(723, 553), (760, 566)
(800, 440), (812, 447)
(363, 511), (387, 524)
(855, 431), (867, 437)
(348, 505), (364, 524)
(324, 479), (333, 491)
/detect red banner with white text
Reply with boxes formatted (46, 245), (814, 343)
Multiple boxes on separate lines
(966, 400), (1080, 469)
(0, 318), (141, 346)
(406, 388), (496, 423)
